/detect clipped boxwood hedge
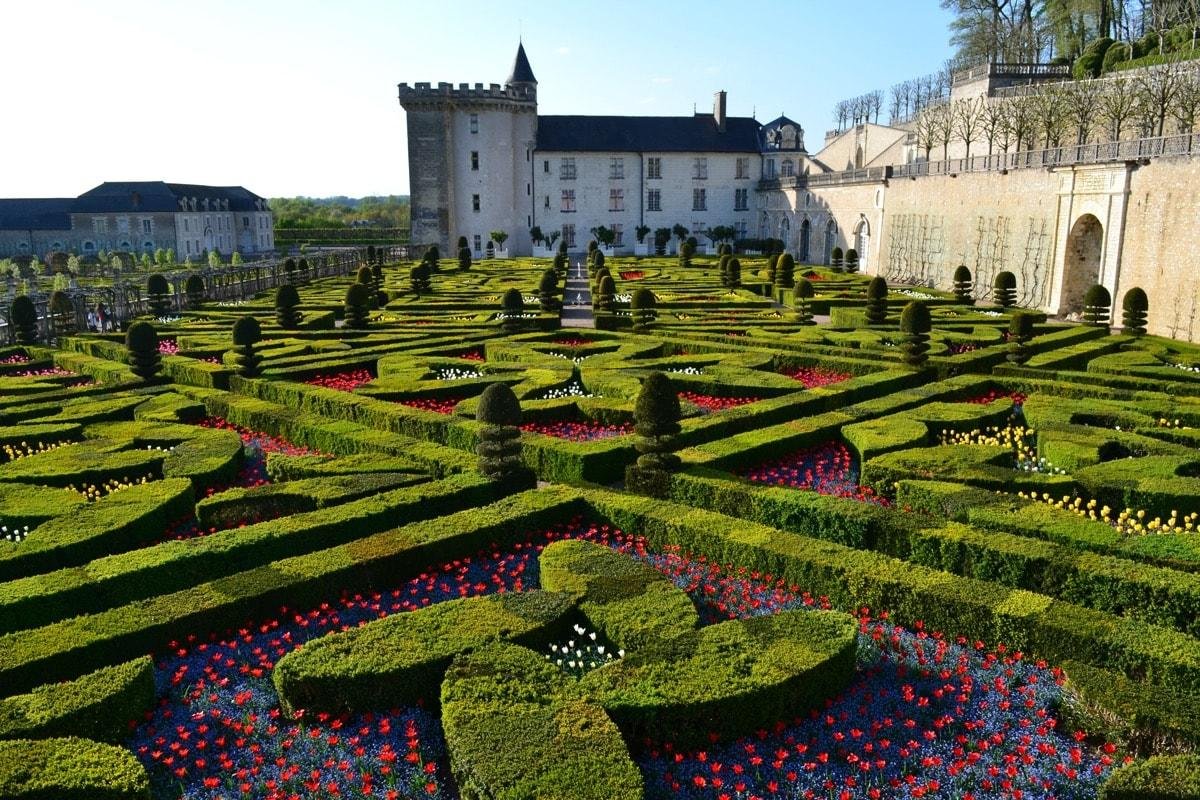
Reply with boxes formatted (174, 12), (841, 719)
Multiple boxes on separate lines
(1100, 755), (1200, 799)
(0, 657), (153, 743)
(195, 471), (425, 528)
(0, 737), (150, 799)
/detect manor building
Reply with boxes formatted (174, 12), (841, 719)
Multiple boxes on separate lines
(0, 182), (275, 260)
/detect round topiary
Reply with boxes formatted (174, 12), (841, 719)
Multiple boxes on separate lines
(597, 275), (616, 313)
(630, 287), (657, 331)
(458, 246), (472, 272)
(899, 301), (932, 368)
(356, 265), (374, 286)
(1083, 283), (1112, 327)
(501, 287), (525, 333)
(794, 278), (815, 325)
(147, 273), (172, 317)
(591, 267), (611, 300)
(865, 276), (889, 325)
(993, 271), (1017, 308)
(125, 320), (161, 381)
(10, 295), (39, 345)
(457, 236), (469, 251)
(275, 284), (302, 329)
(1006, 311), (1035, 364)
(476, 383), (529, 485)
(538, 268), (560, 313)
(726, 257), (741, 290)
(184, 274), (205, 308)
(424, 245), (440, 265)
(231, 316), (263, 378)
(679, 241), (695, 268)
(344, 282), (372, 329)
(765, 253), (779, 285)
(1121, 287), (1148, 336)
(284, 258), (296, 280)
(297, 257), (309, 277)
(776, 253), (796, 289)
(831, 247), (844, 272)
(952, 265), (973, 303)
(844, 248), (859, 274)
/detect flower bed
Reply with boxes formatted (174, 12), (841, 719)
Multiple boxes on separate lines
(399, 397), (466, 415)
(12, 367), (76, 378)
(157, 339), (179, 356)
(551, 338), (591, 347)
(743, 441), (890, 506)
(456, 349), (485, 362)
(305, 369), (374, 392)
(780, 366), (853, 389)
(0, 354), (31, 364)
(679, 391), (760, 413)
(963, 389), (1028, 407)
(520, 419), (632, 441)
(618, 271), (645, 280)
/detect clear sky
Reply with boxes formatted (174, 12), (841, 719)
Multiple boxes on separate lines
(2, 0), (956, 199)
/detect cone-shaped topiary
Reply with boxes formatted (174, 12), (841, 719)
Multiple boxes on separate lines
(501, 287), (525, 333)
(275, 284), (302, 329)
(409, 262), (431, 296)
(458, 246), (472, 272)
(356, 265), (373, 286)
(10, 296), (38, 345)
(726, 257), (741, 289)
(423, 245), (440, 269)
(626, 371), (681, 497)
(184, 274), (205, 308)
(125, 320), (161, 381)
(765, 253), (779, 285)
(457, 236), (469, 250)
(844, 248), (859, 274)
(591, 267), (611, 307)
(952, 265), (973, 303)
(794, 278), (815, 325)
(231, 316), (263, 378)
(831, 247), (844, 272)
(718, 254), (733, 288)
(592, 248), (605, 272)
(865, 276), (889, 325)
(993, 271), (1017, 308)
(678, 240), (695, 268)
(597, 275), (616, 313)
(371, 263), (387, 305)
(1121, 287), (1148, 336)
(899, 301), (932, 368)
(476, 383), (531, 486)
(630, 287), (657, 331)
(1083, 283), (1112, 327)
(297, 257), (309, 278)
(720, 243), (733, 257)
(284, 257), (296, 279)
(1006, 311), (1034, 364)
(48, 290), (75, 337)
(557, 239), (568, 256)
(344, 282), (372, 329)
(147, 273), (171, 317)
(776, 253), (795, 289)
(538, 268), (560, 313)
(552, 252), (567, 278)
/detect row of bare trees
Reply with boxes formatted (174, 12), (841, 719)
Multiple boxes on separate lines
(912, 60), (1200, 160)
(833, 65), (963, 134)
(832, 91), (886, 132)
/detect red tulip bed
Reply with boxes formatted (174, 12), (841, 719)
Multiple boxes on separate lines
(679, 391), (760, 413)
(780, 366), (854, 389)
(127, 518), (1119, 800)
(742, 441), (891, 507)
(619, 270), (645, 280)
(399, 397), (466, 415)
(305, 369), (375, 392)
(519, 419), (634, 441)
(963, 389), (1028, 408)
(550, 338), (591, 347)
(947, 342), (979, 355)
(456, 349), (485, 362)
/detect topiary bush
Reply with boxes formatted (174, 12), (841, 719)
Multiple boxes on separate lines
(552, 251), (567, 278)
(899, 301), (932, 368)
(48, 290), (75, 337)
(184, 274), (205, 308)
(844, 248), (859, 274)
(538, 268), (559, 313)
(765, 253), (779, 285)
(424, 244), (440, 270)
(794, 278), (815, 325)
(776, 252), (796, 289)
(10, 296), (38, 345)
(593, 248), (606, 272)
(726, 257), (742, 290)
(125, 321), (160, 382)
(458, 246), (472, 272)
(283, 258), (296, 282)
(231, 316), (263, 378)
(0, 737), (151, 799)
(476, 383), (531, 486)
(344, 282), (371, 329)
(371, 263), (387, 305)
(718, 254), (732, 288)
(457, 236), (468, 250)
(501, 287), (525, 333)
(630, 287), (657, 332)
(679, 240), (695, 268)
(1122, 286), (1148, 336)
(626, 371), (681, 497)
(409, 261), (431, 295)
(865, 276), (889, 325)
(1099, 754), (1200, 799)
(597, 275), (616, 313)
(275, 284), (302, 329)
(1006, 310), (1034, 364)
(146, 273), (171, 317)
(1083, 283), (1113, 327)
(557, 239), (568, 256)
(993, 270), (1017, 308)
(1074, 35), (1115, 79)
(952, 265), (973, 303)
(831, 246), (844, 272)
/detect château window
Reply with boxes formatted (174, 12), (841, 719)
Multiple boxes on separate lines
(765, 159), (776, 179)
(560, 158), (576, 180)
(646, 189), (661, 212)
(469, 114), (479, 134)
(544, 160), (550, 173)
(609, 188), (624, 212)
(562, 223), (576, 248)
(647, 157), (662, 180)
(609, 157), (624, 180)
(734, 188), (748, 211)
(692, 188), (706, 211)
(692, 157), (707, 180)
(472, 194), (480, 212)
(612, 223), (624, 246)
(781, 159), (795, 177)
(561, 189), (575, 212)
(471, 151), (479, 171)
(142, 219), (152, 234)
(473, 234), (482, 253)
(736, 157), (750, 179)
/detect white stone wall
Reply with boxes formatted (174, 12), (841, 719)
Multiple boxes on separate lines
(450, 105), (535, 256)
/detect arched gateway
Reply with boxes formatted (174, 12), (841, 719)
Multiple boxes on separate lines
(1060, 214), (1103, 316)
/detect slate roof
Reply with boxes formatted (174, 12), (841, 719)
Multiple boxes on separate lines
(0, 199), (73, 231)
(508, 43), (536, 84)
(74, 182), (266, 213)
(536, 113), (762, 153)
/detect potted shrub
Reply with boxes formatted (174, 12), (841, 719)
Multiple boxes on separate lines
(634, 225), (652, 256)
(489, 230), (510, 258)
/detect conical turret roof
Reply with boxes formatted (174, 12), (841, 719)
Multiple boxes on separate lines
(507, 43), (536, 84)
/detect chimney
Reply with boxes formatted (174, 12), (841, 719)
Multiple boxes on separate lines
(714, 90), (727, 133)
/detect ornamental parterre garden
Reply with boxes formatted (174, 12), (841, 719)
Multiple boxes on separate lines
(2, 249), (1200, 799)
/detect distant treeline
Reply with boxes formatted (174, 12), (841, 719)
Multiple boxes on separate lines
(269, 196), (410, 229)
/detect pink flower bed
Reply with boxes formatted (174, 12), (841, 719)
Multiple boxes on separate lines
(12, 366), (76, 378)
(679, 391), (760, 412)
(780, 366), (853, 388)
(158, 339), (180, 355)
(520, 419), (633, 441)
(964, 389), (1028, 407)
(551, 338), (591, 347)
(0, 354), (31, 364)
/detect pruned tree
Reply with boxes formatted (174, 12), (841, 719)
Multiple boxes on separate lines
(953, 96), (985, 159)
(1173, 65), (1200, 133)
(1134, 62), (1183, 137)
(476, 383), (532, 487)
(276, 284), (303, 329)
(1099, 72), (1142, 140)
(625, 371), (682, 498)
(231, 316), (263, 378)
(1031, 84), (1070, 148)
(1062, 78), (1101, 145)
(125, 321), (161, 382)
(979, 99), (1010, 166)
(1122, 286), (1149, 335)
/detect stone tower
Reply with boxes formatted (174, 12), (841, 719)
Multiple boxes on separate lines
(398, 44), (538, 256)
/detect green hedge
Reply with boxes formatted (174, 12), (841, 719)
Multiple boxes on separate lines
(0, 657), (153, 743)
(273, 591), (575, 715)
(441, 643), (643, 800)
(0, 443), (164, 488)
(1100, 755), (1200, 800)
(1061, 659), (1200, 750)
(265, 452), (424, 480)
(0, 737), (150, 799)
(195, 471), (425, 528)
